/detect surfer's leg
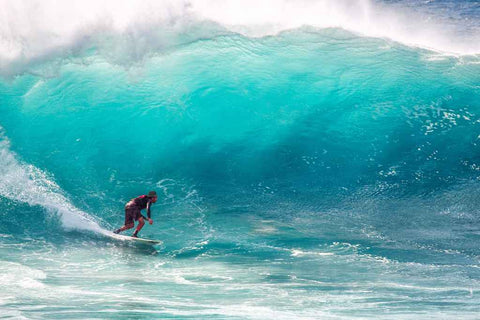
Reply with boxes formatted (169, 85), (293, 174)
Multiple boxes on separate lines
(132, 217), (145, 237)
(114, 223), (134, 234)
(114, 207), (136, 234)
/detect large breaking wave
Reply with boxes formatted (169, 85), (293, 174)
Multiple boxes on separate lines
(0, 25), (479, 243)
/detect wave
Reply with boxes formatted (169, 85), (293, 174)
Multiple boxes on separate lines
(1, 0), (479, 76)
(1, 29), (479, 198)
(0, 22), (478, 250)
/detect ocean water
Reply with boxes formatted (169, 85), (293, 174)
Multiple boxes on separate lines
(1, 0), (480, 319)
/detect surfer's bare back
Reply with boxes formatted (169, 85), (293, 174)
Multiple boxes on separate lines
(114, 191), (157, 237)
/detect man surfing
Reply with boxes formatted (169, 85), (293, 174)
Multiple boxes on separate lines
(113, 191), (158, 237)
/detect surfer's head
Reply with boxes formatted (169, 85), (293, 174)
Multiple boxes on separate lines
(147, 190), (158, 203)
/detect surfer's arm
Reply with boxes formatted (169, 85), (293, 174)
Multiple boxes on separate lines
(146, 202), (153, 225)
(146, 201), (152, 219)
(139, 214), (152, 225)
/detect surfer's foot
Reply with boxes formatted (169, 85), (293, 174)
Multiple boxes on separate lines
(132, 232), (138, 238)
(113, 229), (121, 234)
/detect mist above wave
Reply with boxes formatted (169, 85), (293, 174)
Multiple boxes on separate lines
(1, 0), (479, 76)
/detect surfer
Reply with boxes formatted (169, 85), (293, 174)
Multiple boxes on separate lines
(113, 191), (158, 237)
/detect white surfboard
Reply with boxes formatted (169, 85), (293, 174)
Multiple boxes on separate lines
(107, 232), (163, 245)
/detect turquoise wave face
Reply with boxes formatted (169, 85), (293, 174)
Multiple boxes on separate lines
(1, 28), (479, 319)
(2, 29), (479, 199)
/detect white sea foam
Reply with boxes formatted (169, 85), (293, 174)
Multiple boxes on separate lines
(291, 249), (334, 257)
(0, 129), (104, 233)
(0, 0), (478, 75)
(0, 261), (46, 289)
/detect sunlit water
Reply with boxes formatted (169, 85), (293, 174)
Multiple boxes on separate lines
(1, 0), (479, 319)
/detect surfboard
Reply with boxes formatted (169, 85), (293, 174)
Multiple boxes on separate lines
(107, 232), (163, 245)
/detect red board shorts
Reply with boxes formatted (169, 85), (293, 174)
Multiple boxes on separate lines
(124, 206), (142, 225)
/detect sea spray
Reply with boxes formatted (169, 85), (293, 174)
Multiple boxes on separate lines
(0, 129), (104, 233)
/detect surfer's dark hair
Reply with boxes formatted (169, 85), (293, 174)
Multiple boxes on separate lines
(147, 191), (157, 198)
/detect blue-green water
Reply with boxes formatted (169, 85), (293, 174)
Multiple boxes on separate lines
(1, 1), (480, 319)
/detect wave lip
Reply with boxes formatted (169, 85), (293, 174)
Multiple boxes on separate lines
(192, 0), (480, 54)
(1, 0), (479, 76)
